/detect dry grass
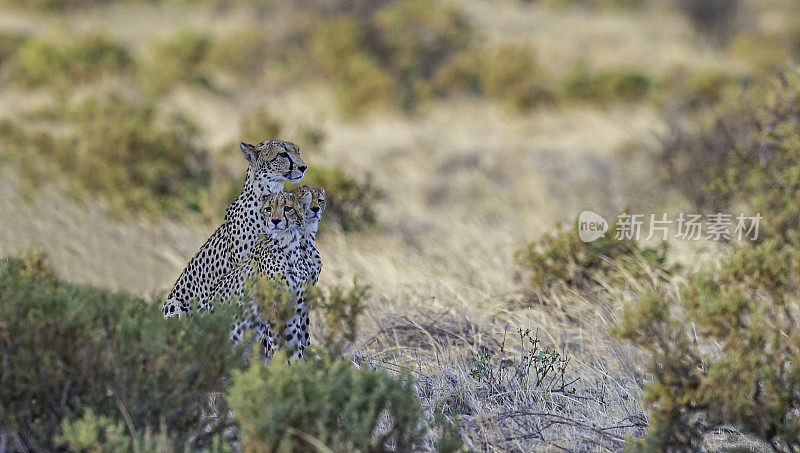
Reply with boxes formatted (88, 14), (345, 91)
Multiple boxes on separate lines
(0, 0), (793, 450)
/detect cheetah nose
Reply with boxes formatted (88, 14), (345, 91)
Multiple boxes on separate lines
(298, 165), (307, 173)
(311, 207), (320, 213)
(271, 219), (281, 226)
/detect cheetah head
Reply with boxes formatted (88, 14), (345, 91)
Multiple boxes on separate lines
(260, 191), (304, 233)
(240, 140), (307, 192)
(290, 185), (326, 225)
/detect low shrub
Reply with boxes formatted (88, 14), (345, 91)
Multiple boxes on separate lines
(616, 240), (800, 450)
(0, 252), (243, 451)
(14, 33), (133, 87)
(308, 279), (371, 355)
(0, 93), (217, 218)
(208, 28), (271, 82)
(436, 44), (552, 110)
(227, 350), (424, 452)
(303, 0), (473, 113)
(469, 328), (576, 394)
(657, 69), (800, 246)
(664, 68), (743, 109)
(307, 15), (397, 114)
(515, 219), (674, 293)
(561, 65), (655, 103)
(480, 44), (553, 111)
(148, 29), (214, 89)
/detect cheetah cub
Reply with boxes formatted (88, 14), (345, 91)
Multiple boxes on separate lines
(290, 185), (326, 285)
(213, 191), (306, 361)
(282, 185), (326, 356)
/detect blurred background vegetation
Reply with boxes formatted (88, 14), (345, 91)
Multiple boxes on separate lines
(2, 0), (800, 450)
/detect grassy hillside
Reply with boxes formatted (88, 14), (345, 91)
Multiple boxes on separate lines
(2, 0), (800, 450)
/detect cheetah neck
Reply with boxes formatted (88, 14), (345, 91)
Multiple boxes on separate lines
(243, 168), (284, 199)
(263, 229), (302, 250)
(303, 220), (320, 240)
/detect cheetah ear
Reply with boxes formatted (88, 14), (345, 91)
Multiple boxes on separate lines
(299, 191), (312, 207)
(240, 142), (258, 163)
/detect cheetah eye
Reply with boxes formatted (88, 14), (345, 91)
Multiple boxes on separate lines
(279, 152), (290, 158)
(264, 207), (272, 212)
(284, 206), (293, 212)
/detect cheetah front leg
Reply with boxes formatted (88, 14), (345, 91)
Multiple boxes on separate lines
(282, 297), (309, 361)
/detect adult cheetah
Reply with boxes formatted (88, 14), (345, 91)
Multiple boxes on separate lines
(162, 140), (306, 318)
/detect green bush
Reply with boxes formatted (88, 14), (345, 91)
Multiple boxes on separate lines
(208, 28), (271, 82)
(0, 252), (243, 450)
(148, 29), (214, 89)
(307, 15), (397, 114)
(561, 65), (655, 103)
(303, 0), (473, 113)
(15, 33), (133, 87)
(480, 44), (552, 111)
(515, 219), (674, 292)
(664, 68), (743, 109)
(227, 350), (424, 452)
(616, 240), (800, 450)
(437, 44), (552, 111)
(307, 279), (371, 356)
(468, 328), (576, 394)
(0, 31), (26, 67)
(657, 69), (800, 246)
(0, 93), (218, 218)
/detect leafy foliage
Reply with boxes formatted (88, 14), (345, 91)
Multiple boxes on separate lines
(0, 93), (219, 218)
(0, 252), (243, 451)
(562, 66), (655, 103)
(227, 349), (424, 452)
(148, 28), (214, 89)
(304, 0), (473, 113)
(658, 69), (800, 246)
(469, 328), (576, 394)
(616, 241), (800, 450)
(308, 279), (371, 356)
(620, 68), (800, 450)
(515, 219), (675, 292)
(14, 34), (133, 88)
(436, 43), (553, 110)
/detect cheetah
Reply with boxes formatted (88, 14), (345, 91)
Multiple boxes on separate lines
(213, 191), (307, 361)
(162, 140), (306, 318)
(289, 185), (326, 285)
(282, 185), (326, 355)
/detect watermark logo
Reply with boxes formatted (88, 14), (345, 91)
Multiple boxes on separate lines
(577, 211), (762, 243)
(578, 210), (608, 243)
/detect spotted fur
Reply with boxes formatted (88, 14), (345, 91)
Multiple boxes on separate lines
(213, 191), (307, 361)
(290, 185), (326, 285)
(162, 140), (306, 318)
